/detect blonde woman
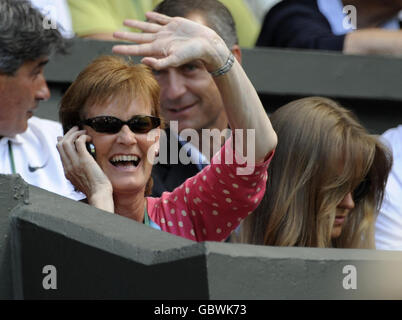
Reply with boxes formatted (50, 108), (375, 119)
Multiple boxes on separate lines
(237, 97), (392, 248)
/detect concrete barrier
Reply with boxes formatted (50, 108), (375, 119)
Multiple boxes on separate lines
(1, 174), (402, 299)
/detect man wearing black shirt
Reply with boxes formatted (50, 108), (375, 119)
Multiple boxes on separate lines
(257, 0), (402, 55)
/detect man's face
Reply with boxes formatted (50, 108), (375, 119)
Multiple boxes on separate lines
(153, 14), (228, 134)
(0, 57), (50, 137)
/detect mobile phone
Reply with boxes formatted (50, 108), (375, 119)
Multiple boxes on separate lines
(86, 142), (96, 159)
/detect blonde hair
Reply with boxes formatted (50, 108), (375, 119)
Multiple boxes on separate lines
(238, 97), (392, 248)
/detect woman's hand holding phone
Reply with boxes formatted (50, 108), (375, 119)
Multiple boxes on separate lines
(57, 127), (114, 212)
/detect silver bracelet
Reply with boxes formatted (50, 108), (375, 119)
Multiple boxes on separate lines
(209, 52), (235, 77)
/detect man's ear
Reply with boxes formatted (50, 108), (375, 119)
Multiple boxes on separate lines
(231, 45), (242, 65)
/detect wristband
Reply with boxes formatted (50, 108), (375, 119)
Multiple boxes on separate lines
(209, 52), (235, 77)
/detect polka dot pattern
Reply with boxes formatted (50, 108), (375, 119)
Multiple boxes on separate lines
(146, 138), (275, 242)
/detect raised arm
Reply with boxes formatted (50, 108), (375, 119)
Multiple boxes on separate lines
(112, 12), (277, 162)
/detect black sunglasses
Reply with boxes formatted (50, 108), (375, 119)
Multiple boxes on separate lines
(81, 115), (160, 134)
(352, 177), (371, 203)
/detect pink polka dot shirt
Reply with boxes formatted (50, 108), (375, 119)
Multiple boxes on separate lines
(147, 137), (274, 242)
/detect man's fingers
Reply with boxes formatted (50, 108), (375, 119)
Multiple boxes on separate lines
(145, 11), (172, 25)
(113, 43), (160, 57)
(113, 31), (156, 44)
(123, 19), (162, 33)
(141, 55), (178, 70)
(112, 45), (134, 56)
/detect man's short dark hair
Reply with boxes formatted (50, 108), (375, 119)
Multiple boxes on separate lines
(0, 0), (67, 75)
(154, 0), (238, 48)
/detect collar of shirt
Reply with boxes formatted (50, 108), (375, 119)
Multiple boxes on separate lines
(4, 118), (51, 169)
(0, 134), (23, 146)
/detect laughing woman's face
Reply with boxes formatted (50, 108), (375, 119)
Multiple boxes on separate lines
(83, 97), (160, 195)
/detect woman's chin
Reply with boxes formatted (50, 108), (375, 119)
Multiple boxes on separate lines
(110, 179), (147, 195)
(331, 226), (343, 239)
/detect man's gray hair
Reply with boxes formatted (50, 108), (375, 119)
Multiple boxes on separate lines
(0, 0), (67, 75)
(154, 0), (238, 48)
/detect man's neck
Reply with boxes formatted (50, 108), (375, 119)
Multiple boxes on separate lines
(343, 0), (401, 28)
